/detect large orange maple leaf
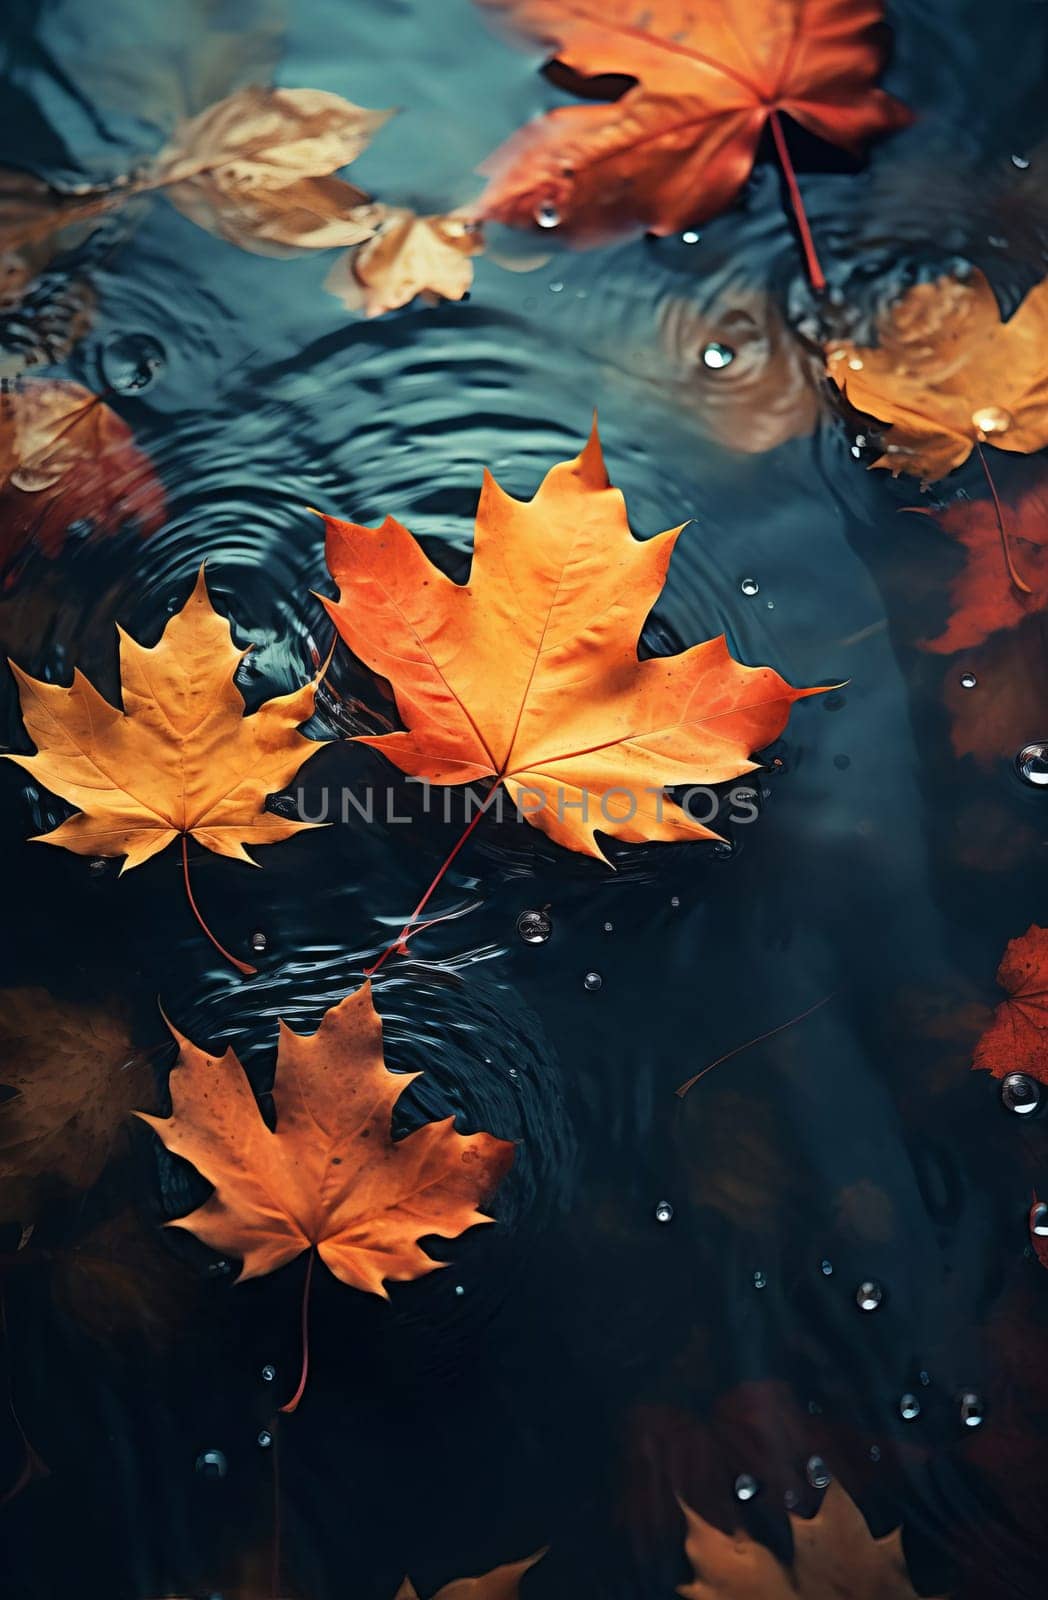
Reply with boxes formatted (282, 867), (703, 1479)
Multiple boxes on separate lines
(322, 423), (820, 866)
(138, 982), (514, 1407)
(474, 0), (912, 285)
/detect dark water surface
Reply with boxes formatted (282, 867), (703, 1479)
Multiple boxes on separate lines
(2, 1), (1048, 1596)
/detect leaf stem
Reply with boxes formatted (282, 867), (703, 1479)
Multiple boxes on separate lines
(180, 834), (256, 976)
(280, 1247), (316, 1415)
(675, 991), (834, 1097)
(975, 440), (1032, 595)
(364, 775), (501, 978)
(768, 110), (826, 294)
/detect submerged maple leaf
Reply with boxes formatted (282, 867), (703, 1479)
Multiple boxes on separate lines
(394, 1550), (545, 1600)
(326, 205), (484, 316)
(474, 0), (911, 286)
(941, 615), (1047, 772)
(0, 989), (144, 1225)
(0, 380), (165, 583)
(679, 1480), (943, 1599)
(323, 422), (819, 861)
(0, 87), (387, 266)
(6, 568), (325, 972)
(827, 271), (1048, 484)
(920, 481), (1048, 654)
(972, 925), (1048, 1085)
(138, 981), (514, 1407)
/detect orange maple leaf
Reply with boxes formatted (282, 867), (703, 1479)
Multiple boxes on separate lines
(0, 380), (165, 584)
(679, 1479), (944, 1599)
(137, 982), (514, 1408)
(474, 0), (911, 286)
(393, 1549), (545, 1600)
(919, 480), (1048, 654)
(5, 568), (325, 972)
(972, 925), (1048, 1085)
(323, 422), (819, 859)
(326, 205), (484, 317)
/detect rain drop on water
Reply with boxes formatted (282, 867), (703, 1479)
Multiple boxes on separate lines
(1001, 1072), (1041, 1115)
(517, 908), (552, 944)
(960, 671), (978, 690)
(681, 229), (701, 244)
(820, 1259), (833, 1276)
(257, 1429), (273, 1449)
(960, 1391), (984, 1428)
(856, 1280), (883, 1311)
(454, 1284), (465, 1296)
(655, 1200), (674, 1224)
(535, 200), (560, 228)
(261, 1364), (276, 1383)
(583, 971), (603, 992)
(1012, 153), (1031, 169)
(1016, 743), (1048, 787)
(250, 930), (267, 953)
(195, 1449), (227, 1480)
(702, 341), (735, 370)
(1032, 1201), (1048, 1236)
(900, 1393), (921, 1421)
(740, 576), (760, 596)
(806, 1455), (831, 1489)
(99, 332), (166, 393)
(734, 1473), (759, 1501)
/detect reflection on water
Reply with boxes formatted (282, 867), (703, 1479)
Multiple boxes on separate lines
(1, 1), (1048, 1597)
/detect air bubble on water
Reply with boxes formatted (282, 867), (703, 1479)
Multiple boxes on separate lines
(535, 201), (560, 228)
(702, 341), (735, 369)
(99, 331), (166, 393)
(603, 920), (614, 933)
(1012, 153), (1031, 169)
(195, 1449), (227, 1479)
(454, 1284), (465, 1296)
(805, 1456), (831, 1489)
(655, 1200), (673, 1223)
(250, 930), (267, 953)
(1016, 743), (1048, 787)
(261, 1364), (276, 1383)
(681, 229), (701, 244)
(583, 971), (603, 991)
(960, 1391), (984, 1428)
(820, 1259), (833, 1276)
(900, 1393), (921, 1421)
(516, 908), (552, 944)
(549, 281), (564, 293)
(753, 1268), (767, 1289)
(1002, 1072), (1040, 1115)
(257, 1429), (273, 1449)
(733, 1473), (759, 1501)
(856, 1280), (883, 1311)
(740, 576), (759, 595)
(960, 671), (977, 690)
(1032, 1201), (1048, 1236)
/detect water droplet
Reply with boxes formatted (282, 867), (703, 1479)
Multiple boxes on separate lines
(713, 841), (734, 858)
(900, 1393), (921, 1421)
(1010, 153), (1031, 172)
(454, 1284), (465, 1296)
(670, 895), (680, 909)
(508, 1067), (518, 1081)
(740, 576), (760, 596)
(856, 1279), (883, 1311)
(261, 1364), (276, 1383)
(250, 930), (267, 953)
(733, 1473), (759, 1502)
(753, 1268), (767, 1290)
(535, 200), (560, 229)
(257, 1429), (273, 1449)
(655, 1200), (674, 1224)
(848, 356), (864, 371)
(1002, 1072), (1041, 1115)
(1032, 1201), (1048, 1235)
(960, 1391), (984, 1428)
(583, 971), (603, 992)
(972, 405), (1013, 437)
(805, 1455), (831, 1489)
(603, 920), (614, 933)
(516, 908), (552, 944)
(99, 331), (166, 393)
(820, 1259), (833, 1276)
(702, 341), (735, 370)
(195, 1449), (227, 1480)
(549, 281), (564, 293)
(681, 229), (701, 244)
(207, 1258), (231, 1278)
(1016, 742), (1048, 786)
(960, 671), (978, 690)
